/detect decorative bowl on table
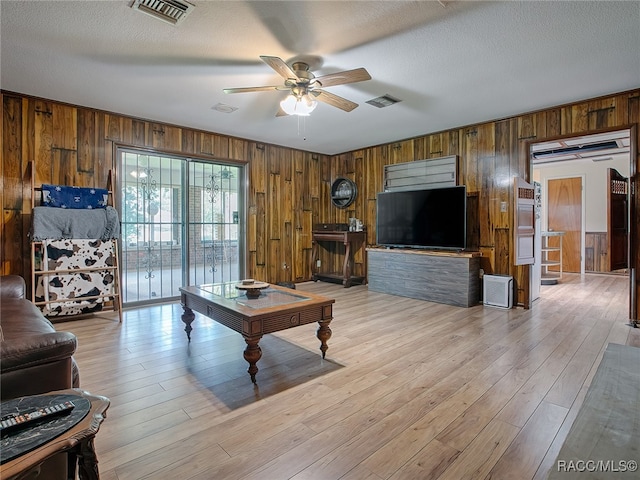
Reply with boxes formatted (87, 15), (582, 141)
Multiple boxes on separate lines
(235, 279), (269, 298)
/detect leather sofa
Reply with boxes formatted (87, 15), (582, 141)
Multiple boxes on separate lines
(0, 275), (80, 400)
(1, 275), (82, 478)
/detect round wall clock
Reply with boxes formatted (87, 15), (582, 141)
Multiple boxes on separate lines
(330, 177), (357, 208)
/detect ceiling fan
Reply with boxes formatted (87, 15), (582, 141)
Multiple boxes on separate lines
(223, 55), (371, 116)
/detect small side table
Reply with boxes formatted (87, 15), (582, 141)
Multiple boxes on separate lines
(1, 388), (109, 480)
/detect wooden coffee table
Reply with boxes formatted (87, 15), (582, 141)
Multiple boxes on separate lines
(179, 282), (334, 383)
(1, 388), (109, 480)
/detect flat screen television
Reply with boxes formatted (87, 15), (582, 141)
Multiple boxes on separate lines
(376, 186), (467, 250)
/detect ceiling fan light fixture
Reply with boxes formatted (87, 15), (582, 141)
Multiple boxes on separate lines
(280, 93), (317, 116)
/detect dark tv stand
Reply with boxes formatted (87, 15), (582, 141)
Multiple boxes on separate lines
(367, 247), (480, 307)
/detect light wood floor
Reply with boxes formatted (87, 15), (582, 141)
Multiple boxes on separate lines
(56, 273), (640, 480)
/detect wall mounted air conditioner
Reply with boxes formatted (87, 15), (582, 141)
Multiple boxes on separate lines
(483, 274), (513, 309)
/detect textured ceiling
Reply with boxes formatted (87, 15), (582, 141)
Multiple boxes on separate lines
(1, 1), (639, 155)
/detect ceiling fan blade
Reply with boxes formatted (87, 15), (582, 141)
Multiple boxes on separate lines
(93, 54), (264, 69)
(314, 68), (371, 88)
(260, 55), (300, 81)
(275, 107), (289, 117)
(223, 85), (289, 94)
(312, 89), (359, 112)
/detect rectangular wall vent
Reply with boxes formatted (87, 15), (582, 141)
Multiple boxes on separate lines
(483, 274), (513, 309)
(384, 156), (457, 192)
(131, 0), (195, 25)
(366, 94), (401, 108)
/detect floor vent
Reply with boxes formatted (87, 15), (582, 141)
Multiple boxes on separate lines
(131, 0), (195, 25)
(483, 274), (513, 309)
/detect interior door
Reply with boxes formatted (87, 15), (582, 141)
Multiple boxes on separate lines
(607, 168), (629, 271)
(548, 177), (582, 273)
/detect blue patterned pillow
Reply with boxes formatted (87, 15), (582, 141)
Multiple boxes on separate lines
(41, 184), (109, 209)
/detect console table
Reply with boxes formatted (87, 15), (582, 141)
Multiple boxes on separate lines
(311, 230), (366, 287)
(367, 247), (481, 307)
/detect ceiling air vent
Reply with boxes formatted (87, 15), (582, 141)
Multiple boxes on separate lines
(131, 0), (195, 25)
(366, 94), (402, 108)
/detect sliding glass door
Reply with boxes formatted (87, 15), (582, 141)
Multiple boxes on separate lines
(119, 149), (243, 306)
(187, 161), (242, 286)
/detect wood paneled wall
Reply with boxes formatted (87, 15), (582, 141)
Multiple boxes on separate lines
(1, 93), (327, 291)
(2, 89), (639, 313)
(316, 89), (640, 309)
(585, 232), (609, 273)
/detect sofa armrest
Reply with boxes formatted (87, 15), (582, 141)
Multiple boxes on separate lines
(0, 332), (77, 373)
(0, 275), (26, 300)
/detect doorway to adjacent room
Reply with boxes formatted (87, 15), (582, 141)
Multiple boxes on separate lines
(529, 128), (633, 315)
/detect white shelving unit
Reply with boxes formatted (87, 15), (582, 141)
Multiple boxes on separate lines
(541, 231), (564, 285)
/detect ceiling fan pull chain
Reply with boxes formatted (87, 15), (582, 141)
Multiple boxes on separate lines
(297, 115), (310, 141)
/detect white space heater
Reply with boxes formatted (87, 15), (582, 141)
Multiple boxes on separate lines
(483, 274), (513, 309)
